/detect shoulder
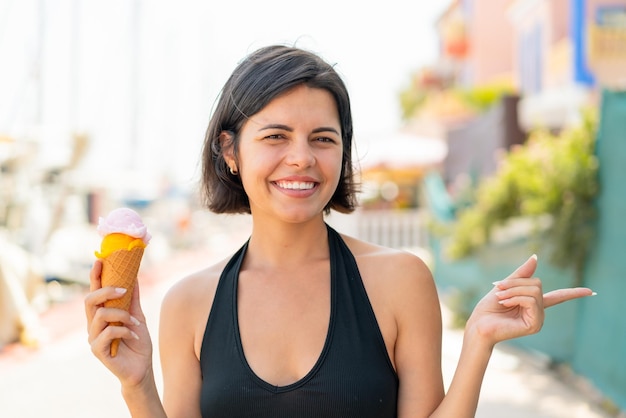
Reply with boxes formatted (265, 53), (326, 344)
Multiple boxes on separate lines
(340, 234), (445, 412)
(159, 254), (233, 357)
(340, 232), (440, 326)
(157, 255), (235, 417)
(340, 233), (434, 289)
(161, 257), (228, 313)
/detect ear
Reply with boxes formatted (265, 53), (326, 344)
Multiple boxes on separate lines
(219, 131), (236, 167)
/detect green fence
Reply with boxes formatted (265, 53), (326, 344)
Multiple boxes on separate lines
(431, 235), (583, 362)
(571, 89), (626, 411)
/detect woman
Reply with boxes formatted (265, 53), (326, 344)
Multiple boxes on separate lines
(85, 45), (594, 417)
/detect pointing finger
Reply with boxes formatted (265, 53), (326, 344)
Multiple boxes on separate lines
(544, 287), (596, 308)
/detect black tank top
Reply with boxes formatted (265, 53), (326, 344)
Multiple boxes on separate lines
(199, 224), (399, 417)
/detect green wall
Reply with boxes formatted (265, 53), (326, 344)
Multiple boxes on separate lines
(431, 235), (582, 362)
(572, 90), (626, 411)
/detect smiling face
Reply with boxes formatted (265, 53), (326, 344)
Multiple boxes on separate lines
(224, 85), (343, 224)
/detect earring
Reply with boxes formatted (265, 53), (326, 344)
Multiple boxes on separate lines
(229, 166), (238, 175)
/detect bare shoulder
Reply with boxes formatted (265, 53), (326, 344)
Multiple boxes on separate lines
(339, 233), (440, 329)
(159, 254), (234, 357)
(339, 233), (441, 379)
(161, 256), (230, 311)
(340, 233), (434, 289)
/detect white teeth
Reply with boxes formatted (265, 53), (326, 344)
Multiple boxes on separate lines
(276, 181), (315, 190)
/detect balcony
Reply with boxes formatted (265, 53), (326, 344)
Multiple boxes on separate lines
(587, 23), (626, 88)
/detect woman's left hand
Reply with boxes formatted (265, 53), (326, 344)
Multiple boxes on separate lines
(466, 255), (594, 347)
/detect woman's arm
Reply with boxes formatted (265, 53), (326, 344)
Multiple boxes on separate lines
(158, 275), (209, 418)
(120, 369), (167, 418)
(86, 257), (225, 418)
(393, 254), (594, 418)
(382, 253), (445, 417)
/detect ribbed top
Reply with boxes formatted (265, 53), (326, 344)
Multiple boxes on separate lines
(199, 224), (398, 417)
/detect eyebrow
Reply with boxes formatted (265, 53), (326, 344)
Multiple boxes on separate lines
(259, 124), (340, 135)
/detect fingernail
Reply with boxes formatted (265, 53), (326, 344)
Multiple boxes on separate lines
(591, 292), (597, 296)
(115, 287), (127, 294)
(492, 281), (501, 286)
(530, 254), (538, 260)
(131, 331), (139, 340)
(130, 316), (141, 326)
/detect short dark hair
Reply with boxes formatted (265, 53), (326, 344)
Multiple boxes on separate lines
(200, 44), (359, 214)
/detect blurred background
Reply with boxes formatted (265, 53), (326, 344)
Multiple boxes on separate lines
(1, 0), (625, 417)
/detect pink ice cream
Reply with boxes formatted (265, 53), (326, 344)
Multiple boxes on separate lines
(97, 207), (151, 243)
(95, 208), (151, 259)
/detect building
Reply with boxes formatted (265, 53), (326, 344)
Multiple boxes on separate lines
(436, 0), (517, 88)
(509, 0), (626, 130)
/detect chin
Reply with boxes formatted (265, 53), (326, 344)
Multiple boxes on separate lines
(277, 208), (326, 225)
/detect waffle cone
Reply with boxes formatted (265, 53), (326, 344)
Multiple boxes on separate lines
(101, 246), (144, 356)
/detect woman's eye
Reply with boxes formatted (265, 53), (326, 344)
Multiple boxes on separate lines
(315, 136), (336, 143)
(265, 134), (284, 140)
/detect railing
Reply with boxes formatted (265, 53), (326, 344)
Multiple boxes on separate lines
(327, 208), (429, 251)
(587, 23), (626, 87)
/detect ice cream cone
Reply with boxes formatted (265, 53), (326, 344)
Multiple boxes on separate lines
(101, 246), (144, 356)
(95, 207), (150, 357)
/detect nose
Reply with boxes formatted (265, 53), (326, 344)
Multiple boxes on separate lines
(285, 137), (316, 168)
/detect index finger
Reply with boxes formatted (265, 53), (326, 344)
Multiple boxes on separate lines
(544, 287), (595, 308)
(89, 259), (103, 292)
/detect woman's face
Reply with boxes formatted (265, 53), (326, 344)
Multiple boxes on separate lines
(231, 84), (343, 224)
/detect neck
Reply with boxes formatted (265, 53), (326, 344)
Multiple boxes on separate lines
(245, 217), (329, 269)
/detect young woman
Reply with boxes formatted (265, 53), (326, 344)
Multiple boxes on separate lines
(85, 45), (594, 418)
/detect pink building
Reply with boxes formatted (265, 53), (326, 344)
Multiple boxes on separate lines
(434, 0), (626, 130)
(436, 0), (516, 87)
(509, 0), (626, 130)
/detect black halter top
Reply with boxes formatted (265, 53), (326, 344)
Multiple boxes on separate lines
(199, 224), (398, 417)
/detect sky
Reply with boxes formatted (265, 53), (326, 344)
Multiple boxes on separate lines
(197, 1), (447, 131)
(0, 0), (448, 190)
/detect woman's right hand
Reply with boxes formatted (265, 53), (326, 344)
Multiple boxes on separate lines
(85, 260), (154, 387)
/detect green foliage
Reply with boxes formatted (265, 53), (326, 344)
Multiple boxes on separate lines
(398, 79), (515, 120)
(454, 83), (516, 112)
(443, 288), (481, 329)
(446, 110), (599, 284)
(399, 84), (428, 121)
